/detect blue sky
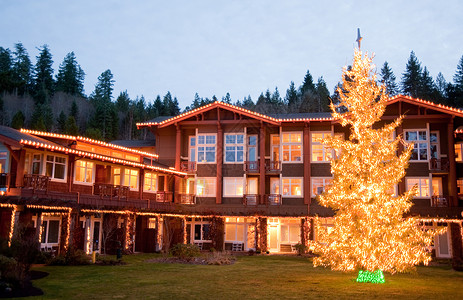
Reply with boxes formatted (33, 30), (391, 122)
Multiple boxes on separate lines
(1, 1), (462, 109)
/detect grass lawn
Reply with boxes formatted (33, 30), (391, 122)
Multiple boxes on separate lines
(31, 254), (463, 299)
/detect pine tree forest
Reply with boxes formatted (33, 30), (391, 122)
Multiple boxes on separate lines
(0, 43), (462, 141)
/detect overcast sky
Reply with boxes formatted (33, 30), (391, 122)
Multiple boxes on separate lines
(1, 1), (462, 109)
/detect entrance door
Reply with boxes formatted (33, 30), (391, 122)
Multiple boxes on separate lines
(436, 231), (451, 258)
(268, 218), (279, 252)
(432, 177), (442, 196)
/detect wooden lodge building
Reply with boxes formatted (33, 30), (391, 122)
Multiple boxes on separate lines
(0, 95), (462, 260)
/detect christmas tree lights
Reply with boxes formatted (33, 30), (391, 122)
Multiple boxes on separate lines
(313, 49), (441, 282)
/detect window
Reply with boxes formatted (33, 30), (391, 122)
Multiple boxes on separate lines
(311, 132), (332, 162)
(311, 178), (332, 197)
(455, 144), (463, 162)
(189, 137), (196, 162)
(280, 220), (300, 244)
(247, 135), (257, 162)
(74, 160), (94, 183)
(271, 135), (280, 161)
(282, 132), (302, 162)
(197, 135), (216, 163)
(225, 218), (246, 242)
(458, 179), (463, 196)
(196, 178), (216, 197)
(282, 178), (302, 197)
(45, 155), (66, 180)
(31, 154), (42, 174)
(0, 151), (7, 173)
(270, 177), (280, 194)
(189, 218), (211, 242)
(223, 177), (243, 197)
(405, 130), (428, 161)
(113, 168), (121, 185)
(430, 131), (439, 159)
(124, 168), (139, 189)
(41, 218), (60, 245)
(406, 178), (430, 197)
(144, 172), (157, 192)
(225, 134), (244, 163)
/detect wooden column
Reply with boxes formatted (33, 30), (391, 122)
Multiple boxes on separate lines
(139, 169), (144, 200)
(175, 124), (181, 202)
(397, 101), (406, 195)
(216, 123), (223, 204)
(259, 124), (266, 204)
(303, 124), (311, 205)
(448, 118), (458, 206)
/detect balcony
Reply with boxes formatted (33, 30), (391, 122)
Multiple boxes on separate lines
(430, 158), (449, 173)
(181, 161), (196, 173)
(243, 194), (259, 206)
(265, 161), (281, 173)
(0, 173), (10, 187)
(179, 194), (195, 205)
(244, 161), (259, 173)
(431, 195), (450, 207)
(23, 174), (50, 192)
(265, 194), (281, 205)
(94, 183), (129, 199)
(156, 191), (173, 203)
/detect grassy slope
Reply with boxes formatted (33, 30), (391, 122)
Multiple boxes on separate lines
(32, 254), (463, 299)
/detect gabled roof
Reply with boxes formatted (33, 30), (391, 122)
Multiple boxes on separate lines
(0, 125), (62, 149)
(137, 95), (463, 129)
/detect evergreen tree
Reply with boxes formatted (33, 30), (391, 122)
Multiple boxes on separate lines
(152, 95), (164, 116)
(0, 47), (13, 93)
(89, 69), (116, 140)
(241, 95), (254, 110)
(222, 92), (232, 104)
(380, 62), (398, 96)
(64, 116), (79, 135)
(70, 100), (79, 121)
(285, 81), (298, 108)
(401, 51), (422, 98)
(116, 90), (130, 112)
(454, 55), (463, 107)
(11, 111), (25, 129)
(33, 45), (55, 104)
(435, 72), (447, 103)
(56, 52), (85, 96)
(300, 69), (316, 95)
(314, 49), (437, 282)
(57, 111), (67, 132)
(11, 43), (32, 95)
(418, 66), (436, 101)
(316, 77), (331, 112)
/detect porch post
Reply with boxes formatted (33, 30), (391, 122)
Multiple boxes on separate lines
(447, 119), (458, 206)
(216, 123), (223, 204)
(303, 124), (311, 205)
(175, 124), (182, 203)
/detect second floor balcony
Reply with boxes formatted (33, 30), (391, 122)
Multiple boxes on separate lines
(430, 158), (449, 173)
(243, 194), (282, 206)
(181, 161), (196, 173)
(431, 195), (450, 207)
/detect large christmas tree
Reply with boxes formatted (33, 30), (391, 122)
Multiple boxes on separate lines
(313, 49), (437, 283)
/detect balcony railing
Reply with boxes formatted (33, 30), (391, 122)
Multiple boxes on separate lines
(430, 158), (449, 173)
(431, 195), (450, 207)
(23, 174), (49, 192)
(265, 161), (281, 173)
(180, 161), (196, 173)
(265, 194), (282, 205)
(244, 161), (259, 173)
(156, 191), (173, 203)
(0, 173), (10, 188)
(94, 183), (129, 199)
(179, 194), (196, 205)
(243, 194), (259, 206)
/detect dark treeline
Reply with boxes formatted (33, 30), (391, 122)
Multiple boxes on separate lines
(1, 43), (463, 141)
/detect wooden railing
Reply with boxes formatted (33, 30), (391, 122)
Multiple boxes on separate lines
(243, 194), (259, 206)
(430, 158), (449, 172)
(266, 161), (281, 173)
(93, 183), (129, 199)
(23, 174), (49, 192)
(179, 194), (196, 205)
(0, 173), (9, 188)
(265, 194), (281, 205)
(244, 161), (259, 173)
(156, 191), (173, 203)
(431, 195), (450, 207)
(180, 161), (196, 173)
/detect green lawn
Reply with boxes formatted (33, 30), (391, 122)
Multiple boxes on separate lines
(31, 254), (463, 299)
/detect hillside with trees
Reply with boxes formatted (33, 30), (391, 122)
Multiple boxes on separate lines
(0, 42), (462, 141)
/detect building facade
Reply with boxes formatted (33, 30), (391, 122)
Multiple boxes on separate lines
(0, 95), (462, 259)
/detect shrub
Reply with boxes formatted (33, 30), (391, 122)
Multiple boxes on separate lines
(170, 244), (200, 260)
(294, 243), (308, 256)
(204, 251), (235, 265)
(96, 255), (124, 266)
(48, 248), (90, 266)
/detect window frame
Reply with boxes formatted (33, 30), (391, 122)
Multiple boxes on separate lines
(196, 177), (216, 197)
(223, 177), (244, 197)
(74, 160), (94, 185)
(311, 132), (332, 163)
(40, 216), (61, 247)
(282, 177), (303, 198)
(404, 129), (429, 161)
(197, 134), (217, 164)
(311, 177), (333, 197)
(123, 168), (139, 190)
(281, 132), (303, 163)
(144, 172), (158, 193)
(224, 133), (245, 163)
(405, 177), (430, 198)
(45, 154), (67, 182)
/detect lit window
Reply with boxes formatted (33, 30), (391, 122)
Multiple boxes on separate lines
(41, 218), (60, 245)
(223, 177), (244, 197)
(196, 178), (216, 197)
(189, 137), (196, 162)
(311, 132), (332, 162)
(280, 222), (300, 244)
(113, 168), (121, 185)
(144, 172), (157, 192)
(188, 218), (211, 242)
(271, 135), (280, 161)
(124, 168), (139, 189)
(311, 178), (332, 197)
(406, 178), (430, 197)
(282, 133), (302, 162)
(405, 130), (428, 161)
(45, 155), (66, 180)
(225, 134), (244, 163)
(225, 218), (246, 242)
(75, 160), (94, 183)
(0, 151), (7, 173)
(457, 179), (463, 196)
(455, 144), (463, 162)
(197, 134), (216, 163)
(282, 178), (302, 197)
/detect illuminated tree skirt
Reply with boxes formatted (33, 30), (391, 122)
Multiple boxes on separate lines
(356, 270), (385, 284)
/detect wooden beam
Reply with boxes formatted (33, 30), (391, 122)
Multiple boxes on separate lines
(303, 124), (311, 205)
